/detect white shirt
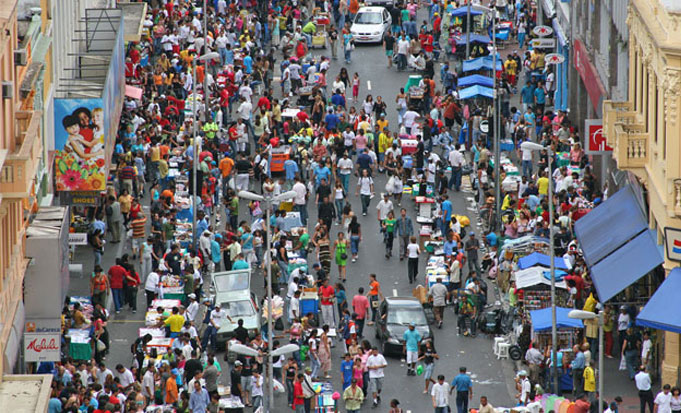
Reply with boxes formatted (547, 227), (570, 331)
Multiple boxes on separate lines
(358, 177), (374, 196)
(431, 382), (450, 407)
(337, 157), (353, 175)
(642, 338), (653, 361)
(251, 375), (264, 397)
(407, 243), (420, 258)
(448, 150), (464, 167)
(145, 271), (160, 292)
(403, 111), (419, 128)
(521, 148), (533, 161)
(397, 38), (409, 54)
(635, 371), (652, 391)
(520, 377), (531, 403)
(97, 368), (113, 387)
(376, 199), (394, 220)
(289, 296), (300, 319)
(210, 308), (227, 329)
(142, 370), (155, 398)
(237, 101), (253, 120)
(182, 342), (193, 360)
(292, 182), (307, 205)
(186, 300), (199, 322)
(617, 312), (630, 331)
(115, 368), (135, 388)
(366, 354), (387, 378)
(655, 391), (673, 413)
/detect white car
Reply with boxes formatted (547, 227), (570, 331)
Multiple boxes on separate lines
(350, 7), (391, 43)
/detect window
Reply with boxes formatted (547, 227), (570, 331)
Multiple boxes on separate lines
(654, 77), (658, 143)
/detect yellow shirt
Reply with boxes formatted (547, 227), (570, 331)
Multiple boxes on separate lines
(537, 177), (549, 195)
(378, 132), (392, 153)
(376, 119), (389, 132)
(504, 59), (517, 75)
(501, 194), (512, 211)
(150, 146), (161, 162)
(583, 366), (596, 392)
(158, 159), (169, 178)
(164, 314), (185, 333)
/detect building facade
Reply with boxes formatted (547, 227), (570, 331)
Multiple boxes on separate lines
(602, 0), (681, 385)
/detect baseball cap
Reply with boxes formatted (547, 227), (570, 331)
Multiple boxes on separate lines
(234, 360), (243, 366)
(188, 293), (197, 300)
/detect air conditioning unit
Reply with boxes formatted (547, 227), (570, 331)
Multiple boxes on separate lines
(2, 81), (13, 99)
(14, 49), (27, 66)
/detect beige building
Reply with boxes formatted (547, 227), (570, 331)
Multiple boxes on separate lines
(603, 0), (681, 385)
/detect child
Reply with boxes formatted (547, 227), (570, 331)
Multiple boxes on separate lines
(352, 72), (360, 102)
(61, 115), (102, 159)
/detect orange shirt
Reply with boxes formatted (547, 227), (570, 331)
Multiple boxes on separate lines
(219, 157), (235, 177)
(161, 189), (175, 203)
(153, 74), (163, 86)
(196, 65), (205, 84)
(369, 280), (380, 296)
(165, 376), (178, 404)
(159, 144), (170, 158)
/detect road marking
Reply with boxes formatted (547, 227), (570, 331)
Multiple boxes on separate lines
(367, 80), (372, 91)
(113, 338), (129, 342)
(393, 288), (398, 296)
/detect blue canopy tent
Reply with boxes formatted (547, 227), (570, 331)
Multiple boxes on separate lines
(495, 28), (510, 41)
(517, 252), (570, 271)
(462, 55), (503, 72)
(458, 85), (494, 100)
(457, 74), (494, 88)
(450, 7), (483, 17)
(455, 34), (491, 46)
(637, 268), (681, 334)
(530, 307), (584, 332)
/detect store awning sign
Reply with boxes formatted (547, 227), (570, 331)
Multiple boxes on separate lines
(584, 119), (612, 154)
(545, 53), (565, 65)
(533, 25), (553, 37)
(530, 38), (555, 48)
(664, 227), (681, 262)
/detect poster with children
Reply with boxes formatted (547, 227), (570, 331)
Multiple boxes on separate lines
(53, 98), (107, 191)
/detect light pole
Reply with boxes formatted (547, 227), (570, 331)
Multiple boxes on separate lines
(237, 189), (297, 412)
(491, 9), (501, 232)
(521, 141), (557, 393)
(465, 0), (472, 59)
(192, 51), (220, 247)
(569, 310), (604, 413)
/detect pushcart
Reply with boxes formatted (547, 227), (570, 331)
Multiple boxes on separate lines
(312, 12), (330, 48)
(299, 288), (319, 324)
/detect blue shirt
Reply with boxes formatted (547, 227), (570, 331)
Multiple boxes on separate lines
(325, 113), (339, 130)
(402, 328), (422, 352)
(243, 55), (253, 74)
(197, 218), (209, 237)
(48, 398), (62, 413)
(485, 232), (498, 247)
(534, 87), (546, 104)
(314, 166), (331, 186)
(443, 240), (457, 256)
(210, 239), (222, 263)
(284, 159), (299, 180)
(241, 232), (254, 249)
(331, 93), (345, 108)
(452, 373), (472, 392)
(525, 194), (540, 211)
(232, 260), (249, 270)
(521, 85), (534, 104)
(441, 200), (452, 221)
(189, 388), (211, 412)
(572, 351), (586, 369)
(356, 153), (372, 170)
(341, 360), (354, 386)
(225, 49), (234, 65)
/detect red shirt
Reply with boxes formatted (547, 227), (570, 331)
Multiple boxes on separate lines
(257, 96), (271, 110)
(108, 265), (127, 289)
(320, 285), (335, 306)
(574, 399), (590, 413)
(293, 381), (305, 406)
(351, 295), (369, 320)
(296, 111), (309, 123)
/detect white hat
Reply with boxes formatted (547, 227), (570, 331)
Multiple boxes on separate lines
(188, 293), (197, 300)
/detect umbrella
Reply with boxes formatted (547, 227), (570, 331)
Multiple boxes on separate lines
(450, 6), (484, 17)
(458, 85), (494, 100)
(457, 74), (494, 88)
(462, 55), (502, 72)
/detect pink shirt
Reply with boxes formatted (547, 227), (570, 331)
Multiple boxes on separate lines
(352, 295), (370, 320)
(355, 134), (367, 150)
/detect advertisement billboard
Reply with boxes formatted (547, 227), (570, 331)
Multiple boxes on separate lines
(584, 119), (613, 154)
(53, 98), (107, 191)
(24, 319), (61, 362)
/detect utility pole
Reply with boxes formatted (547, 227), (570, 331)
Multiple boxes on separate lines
(203, 0), (209, 124)
(492, 10), (500, 232)
(465, 0), (472, 59)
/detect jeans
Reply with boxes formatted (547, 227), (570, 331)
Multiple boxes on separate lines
(295, 204), (308, 225)
(468, 256), (481, 277)
(360, 194), (371, 215)
(339, 174), (350, 192)
(202, 325), (218, 350)
(435, 407), (448, 413)
(335, 199), (344, 223)
(572, 368), (584, 397)
(310, 355), (320, 378)
(384, 232), (394, 255)
(286, 379), (295, 405)
(625, 349), (639, 379)
(111, 288), (124, 312)
(350, 235), (360, 255)
(455, 391), (469, 413)
(518, 32), (526, 48)
(344, 48), (352, 63)
(449, 166), (462, 190)
(141, 256), (152, 284)
(399, 236), (410, 258)
(356, 317), (365, 337)
(94, 250), (102, 267)
(397, 53), (407, 70)
(408, 257), (418, 282)
(522, 160), (532, 178)
(370, 295), (378, 322)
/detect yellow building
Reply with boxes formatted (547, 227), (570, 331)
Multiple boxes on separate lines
(603, 0), (681, 385)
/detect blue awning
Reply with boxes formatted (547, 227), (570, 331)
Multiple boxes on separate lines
(458, 85), (494, 100)
(456, 34), (492, 46)
(590, 229), (663, 302)
(574, 185), (648, 268)
(458, 74), (494, 88)
(462, 56), (503, 72)
(517, 252), (570, 271)
(552, 18), (568, 48)
(637, 269), (681, 334)
(450, 7), (483, 17)
(530, 307), (584, 332)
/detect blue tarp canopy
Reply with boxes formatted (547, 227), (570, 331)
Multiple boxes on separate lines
(530, 307), (584, 332)
(517, 252), (570, 271)
(458, 85), (494, 100)
(458, 74), (494, 88)
(637, 268), (681, 334)
(575, 185), (663, 302)
(456, 34), (491, 46)
(450, 7), (483, 17)
(462, 56), (503, 72)
(495, 29), (510, 41)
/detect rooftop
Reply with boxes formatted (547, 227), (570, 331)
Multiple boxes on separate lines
(0, 374), (52, 413)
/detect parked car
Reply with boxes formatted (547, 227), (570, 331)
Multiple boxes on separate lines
(350, 6), (391, 43)
(375, 296), (433, 355)
(212, 269), (260, 349)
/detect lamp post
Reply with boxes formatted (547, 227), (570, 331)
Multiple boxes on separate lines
(237, 189), (297, 412)
(569, 310), (604, 413)
(191, 52), (220, 247)
(465, 0), (472, 59)
(491, 9), (501, 232)
(520, 141), (557, 393)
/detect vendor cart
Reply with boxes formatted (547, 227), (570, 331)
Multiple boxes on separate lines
(299, 288), (319, 323)
(312, 12), (330, 48)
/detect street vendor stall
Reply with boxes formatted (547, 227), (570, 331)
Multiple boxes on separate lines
(66, 296), (94, 360)
(270, 145), (292, 173)
(514, 267), (569, 311)
(529, 307), (582, 357)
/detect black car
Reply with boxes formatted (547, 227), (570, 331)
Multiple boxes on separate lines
(375, 297), (434, 356)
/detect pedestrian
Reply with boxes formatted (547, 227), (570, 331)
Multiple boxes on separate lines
(465, 232), (481, 277)
(144, 267), (160, 308)
(90, 265), (109, 309)
(636, 365), (654, 413)
(407, 236), (421, 283)
(108, 258), (127, 313)
(428, 277), (449, 328)
(622, 327), (641, 380)
(450, 366), (473, 413)
(515, 370), (531, 406)
(584, 360), (596, 401)
(382, 210), (397, 258)
(572, 344), (586, 396)
(352, 287), (370, 336)
(343, 378), (364, 413)
(395, 208), (414, 260)
(106, 195), (124, 243)
(348, 215), (362, 262)
(307, 329), (321, 379)
(319, 325), (333, 379)
(431, 374), (451, 413)
(333, 231), (350, 282)
(355, 168), (374, 216)
(319, 278), (336, 328)
(351, 72), (360, 102)
(366, 346), (387, 407)
(419, 340), (439, 393)
(402, 322), (422, 376)
(367, 274), (383, 325)
(293, 373), (306, 413)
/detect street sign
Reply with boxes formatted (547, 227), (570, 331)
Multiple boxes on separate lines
(68, 233), (88, 245)
(24, 319), (61, 362)
(533, 25), (553, 37)
(584, 119), (613, 154)
(480, 120), (489, 133)
(545, 53), (565, 65)
(530, 38), (556, 48)
(664, 227), (681, 262)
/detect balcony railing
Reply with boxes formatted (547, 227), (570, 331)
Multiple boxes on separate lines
(0, 110), (42, 198)
(613, 123), (648, 169)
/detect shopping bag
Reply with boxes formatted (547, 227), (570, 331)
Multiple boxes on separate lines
(619, 355), (627, 371)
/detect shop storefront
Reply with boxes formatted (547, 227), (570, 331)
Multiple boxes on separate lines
(551, 18), (569, 111)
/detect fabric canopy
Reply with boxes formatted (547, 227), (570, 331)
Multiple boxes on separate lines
(462, 56), (503, 72)
(458, 85), (494, 100)
(458, 74), (494, 88)
(456, 34), (491, 46)
(530, 307), (584, 332)
(637, 268), (681, 334)
(514, 267), (568, 290)
(450, 7), (483, 17)
(590, 229), (663, 302)
(517, 252), (570, 271)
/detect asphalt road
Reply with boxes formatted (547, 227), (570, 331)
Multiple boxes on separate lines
(68, 30), (520, 412)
